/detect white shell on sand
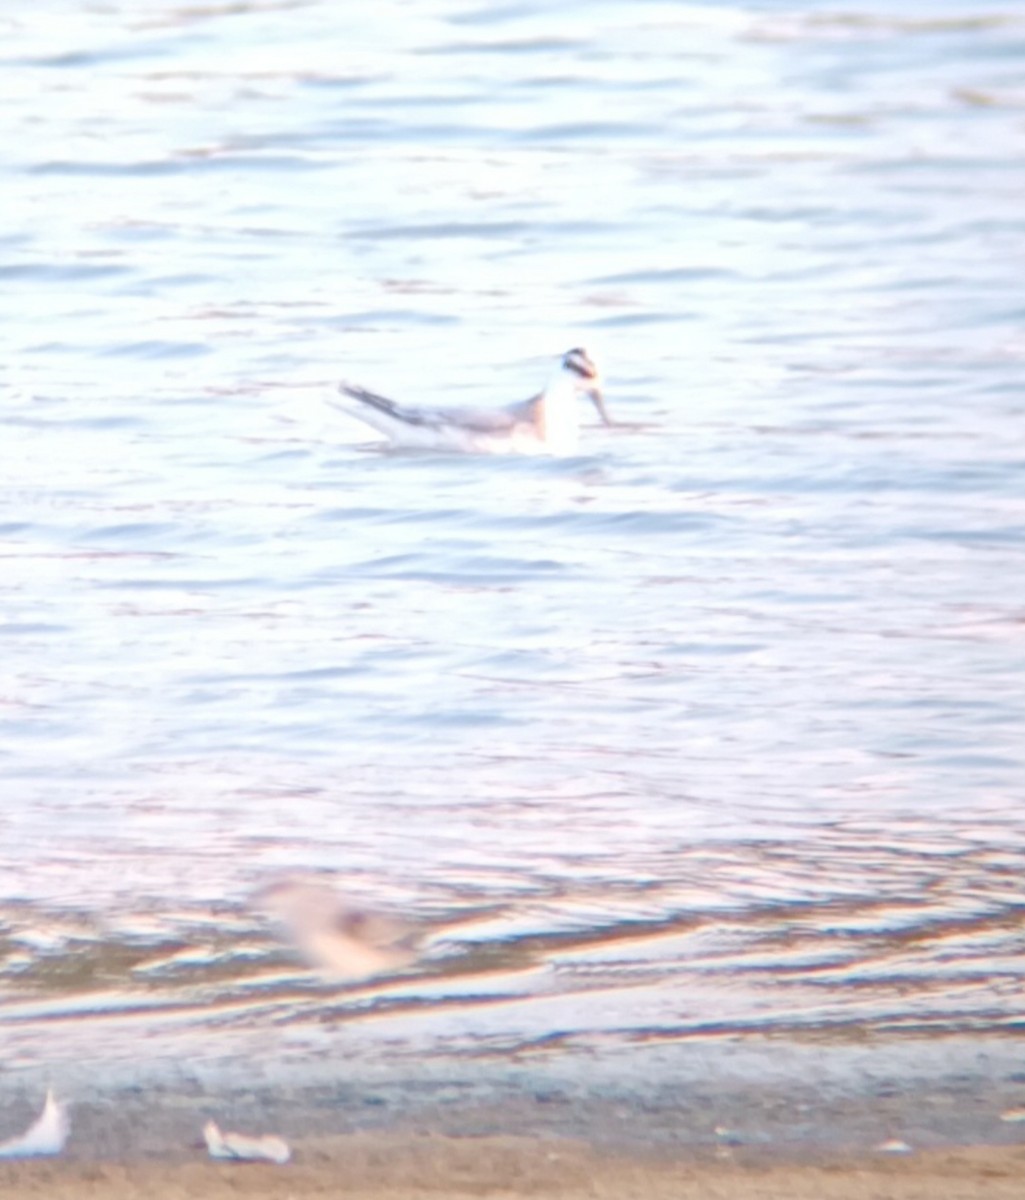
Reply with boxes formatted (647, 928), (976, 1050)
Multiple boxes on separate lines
(874, 1138), (912, 1154)
(203, 1119), (291, 1165)
(0, 1091), (70, 1158)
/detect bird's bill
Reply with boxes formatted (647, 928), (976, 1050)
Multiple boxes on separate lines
(588, 385), (612, 426)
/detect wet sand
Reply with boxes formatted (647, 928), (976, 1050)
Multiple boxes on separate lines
(2, 1135), (1024, 1200)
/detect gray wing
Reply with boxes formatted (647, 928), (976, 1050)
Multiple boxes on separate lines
(442, 394), (541, 433)
(337, 383), (440, 428)
(339, 384), (540, 434)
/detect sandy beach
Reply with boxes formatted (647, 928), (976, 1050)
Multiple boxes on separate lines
(3, 1135), (1024, 1200)
(2, 1028), (1024, 1199)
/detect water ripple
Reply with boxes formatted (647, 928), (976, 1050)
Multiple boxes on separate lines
(0, 0), (1022, 1065)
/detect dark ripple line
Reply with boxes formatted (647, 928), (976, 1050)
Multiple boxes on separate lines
(590, 266), (737, 285)
(0, 262), (130, 282)
(30, 154), (327, 177)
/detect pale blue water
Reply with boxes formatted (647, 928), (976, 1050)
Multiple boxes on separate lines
(1, 0), (1024, 1070)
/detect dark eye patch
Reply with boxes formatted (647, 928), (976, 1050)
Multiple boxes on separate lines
(563, 348), (596, 379)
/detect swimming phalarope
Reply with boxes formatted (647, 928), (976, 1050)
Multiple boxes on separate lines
(336, 346), (610, 454)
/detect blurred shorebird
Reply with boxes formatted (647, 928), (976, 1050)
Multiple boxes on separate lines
(253, 878), (421, 981)
(336, 346), (610, 455)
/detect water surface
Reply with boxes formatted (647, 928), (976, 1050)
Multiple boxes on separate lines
(1, 0), (1024, 1069)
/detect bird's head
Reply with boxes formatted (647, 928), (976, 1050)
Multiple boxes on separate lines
(561, 346), (610, 425)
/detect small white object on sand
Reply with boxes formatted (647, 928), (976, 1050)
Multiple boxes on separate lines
(0, 1090), (70, 1158)
(203, 1119), (291, 1165)
(1000, 1107), (1025, 1122)
(874, 1138), (912, 1154)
